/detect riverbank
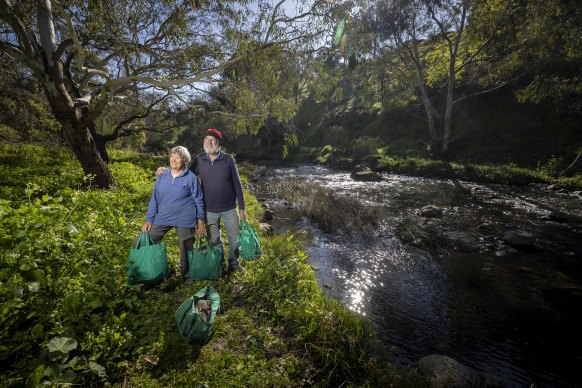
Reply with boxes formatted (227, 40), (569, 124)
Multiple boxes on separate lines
(0, 144), (424, 387)
(375, 155), (582, 189)
(276, 145), (582, 190)
(250, 164), (582, 387)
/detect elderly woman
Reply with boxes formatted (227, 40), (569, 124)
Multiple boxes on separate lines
(141, 146), (205, 283)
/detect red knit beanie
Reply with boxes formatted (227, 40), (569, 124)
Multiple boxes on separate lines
(206, 128), (223, 144)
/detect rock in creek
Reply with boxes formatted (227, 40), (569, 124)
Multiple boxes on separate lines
(442, 231), (479, 252)
(421, 205), (443, 218)
(501, 230), (536, 248)
(418, 355), (502, 388)
(350, 167), (382, 182)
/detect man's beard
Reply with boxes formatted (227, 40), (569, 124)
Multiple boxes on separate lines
(204, 143), (219, 155)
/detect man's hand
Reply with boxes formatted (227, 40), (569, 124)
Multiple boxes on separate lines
(155, 167), (165, 176)
(141, 221), (152, 232)
(239, 209), (247, 220)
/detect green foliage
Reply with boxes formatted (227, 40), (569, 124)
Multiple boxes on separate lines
(537, 155), (567, 177)
(350, 136), (384, 157)
(0, 145), (153, 385)
(0, 144), (85, 201)
(375, 152), (582, 187)
(473, 0), (582, 112)
(315, 144), (353, 169)
(0, 144), (419, 386)
(0, 59), (60, 143)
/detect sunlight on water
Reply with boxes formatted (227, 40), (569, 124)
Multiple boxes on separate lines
(258, 165), (582, 387)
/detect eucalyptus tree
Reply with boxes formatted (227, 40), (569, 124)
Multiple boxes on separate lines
(473, 0), (582, 175)
(355, 0), (517, 155)
(0, 0), (333, 187)
(207, 1), (337, 157)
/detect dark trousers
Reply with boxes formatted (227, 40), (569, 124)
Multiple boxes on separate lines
(148, 224), (196, 279)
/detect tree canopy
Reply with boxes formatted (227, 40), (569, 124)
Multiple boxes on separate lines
(0, 0), (334, 186)
(2, 0), (581, 177)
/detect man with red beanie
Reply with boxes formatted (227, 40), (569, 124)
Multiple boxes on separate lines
(190, 128), (246, 274)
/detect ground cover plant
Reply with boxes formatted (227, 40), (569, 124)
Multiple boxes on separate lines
(0, 144), (422, 387)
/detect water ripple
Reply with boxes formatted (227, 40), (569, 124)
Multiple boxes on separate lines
(257, 165), (582, 387)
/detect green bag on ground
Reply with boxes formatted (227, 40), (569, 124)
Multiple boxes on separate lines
(175, 285), (224, 342)
(127, 231), (168, 285)
(237, 219), (261, 261)
(188, 236), (222, 280)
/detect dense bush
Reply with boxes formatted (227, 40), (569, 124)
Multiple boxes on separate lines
(0, 145), (155, 385)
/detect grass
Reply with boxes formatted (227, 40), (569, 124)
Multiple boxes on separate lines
(376, 153), (582, 189)
(269, 177), (381, 236)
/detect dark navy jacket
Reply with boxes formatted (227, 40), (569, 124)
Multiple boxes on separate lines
(191, 151), (245, 213)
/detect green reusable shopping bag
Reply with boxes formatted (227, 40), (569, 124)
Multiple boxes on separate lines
(188, 236), (222, 280)
(237, 219), (261, 261)
(174, 285), (224, 342)
(127, 231), (168, 285)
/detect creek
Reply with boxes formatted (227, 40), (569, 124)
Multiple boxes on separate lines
(252, 165), (582, 388)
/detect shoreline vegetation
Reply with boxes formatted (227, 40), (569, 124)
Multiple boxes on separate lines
(240, 145), (582, 190)
(286, 145), (582, 190)
(0, 144), (424, 387)
(376, 156), (582, 189)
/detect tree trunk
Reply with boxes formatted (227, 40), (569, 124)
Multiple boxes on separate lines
(89, 122), (110, 163)
(60, 119), (115, 188)
(418, 83), (440, 155)
(441, 72), (456, 154)
(45, 90), (114, 188)
(560, 148), (582, 177)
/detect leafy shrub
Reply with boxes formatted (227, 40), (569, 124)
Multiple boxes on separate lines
(537, 155), (566, 177)
(0, 144), (84, 201)
(350, 136), (383, 158)
(0, 145), (156, 385)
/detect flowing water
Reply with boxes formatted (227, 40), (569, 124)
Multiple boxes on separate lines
(253, 165), (582, 388)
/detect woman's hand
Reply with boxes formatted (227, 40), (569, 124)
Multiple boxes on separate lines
(141, 221), (153, 232)
(195, 219), (206, 235)
(239, 209), (247, 220)
(155, 167), (165, 176)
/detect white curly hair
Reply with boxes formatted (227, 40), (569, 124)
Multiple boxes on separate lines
(169, 146), (191, 167)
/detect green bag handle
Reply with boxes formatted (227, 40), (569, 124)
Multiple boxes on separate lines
(195, 235), (212, 251)
(240, 218), (251, 231)
(134, 230), (155, 249)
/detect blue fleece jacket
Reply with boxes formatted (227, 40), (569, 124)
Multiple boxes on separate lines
(145, 169), (205, 228)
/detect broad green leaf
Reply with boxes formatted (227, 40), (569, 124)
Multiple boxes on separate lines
(43, 364), (64, 378)
(30, 323), (44, 338)
(47, 337), (77, 354)
(89, 361), (106, 378)
(28, 281), (40, 293)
